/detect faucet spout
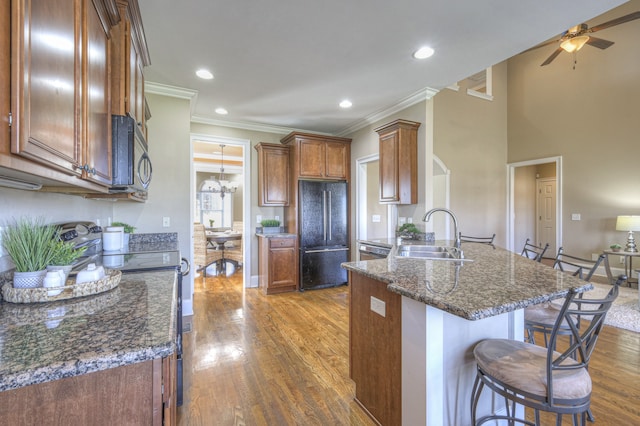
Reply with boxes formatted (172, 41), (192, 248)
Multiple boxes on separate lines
(422, 208), (461, 249)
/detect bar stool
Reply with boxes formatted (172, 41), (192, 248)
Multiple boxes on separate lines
(471, 276), (623, 425)
(521, 238), (549, 262)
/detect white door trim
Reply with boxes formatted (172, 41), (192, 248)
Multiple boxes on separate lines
(506, 156), (562, 253)
(189, 133), (251, 302)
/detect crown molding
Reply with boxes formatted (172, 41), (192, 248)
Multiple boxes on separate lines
(335, 87), (439, 137)
(190, 115), (323, 136)
(146, 80), (438, 137)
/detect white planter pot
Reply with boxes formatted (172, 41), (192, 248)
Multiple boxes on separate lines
(13, 270), (46, 288)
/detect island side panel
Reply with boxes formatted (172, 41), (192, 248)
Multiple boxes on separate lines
(349, 271), (402, 425)
(402, 297), (523, 425)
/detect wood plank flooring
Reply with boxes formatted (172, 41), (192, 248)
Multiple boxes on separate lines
(178, 272), (374, 425)
(179, 272), (640, 426)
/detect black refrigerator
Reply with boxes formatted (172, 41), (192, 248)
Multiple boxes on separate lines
(299, 180), (349, 290)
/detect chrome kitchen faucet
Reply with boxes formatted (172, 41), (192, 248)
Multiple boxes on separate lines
(422, 208), (461, 250)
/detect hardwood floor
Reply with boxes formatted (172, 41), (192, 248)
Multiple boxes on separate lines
(178, 272), (374, 425)
(179, 272), (640, 426)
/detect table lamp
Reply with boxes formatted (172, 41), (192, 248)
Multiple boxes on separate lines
(615, 215), (640, 252)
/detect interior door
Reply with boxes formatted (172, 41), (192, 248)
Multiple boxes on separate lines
(536, 178), (556, 256)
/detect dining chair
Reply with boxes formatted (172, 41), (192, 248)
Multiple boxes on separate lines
(521, 238), (549, 262)
(193, 223), (222, 277)
(471, 275), (623, 426)
(459, 232), (496, 245)
(224, 221), (243, 272)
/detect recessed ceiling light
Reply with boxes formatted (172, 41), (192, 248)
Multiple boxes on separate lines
(339, 100), (352, 108)
(196, 69), (214, 79)
(215, 107), (228, 115)
(413, 46), (435, 59)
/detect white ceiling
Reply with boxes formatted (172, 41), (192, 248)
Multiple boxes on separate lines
(138, 0), (627, 136)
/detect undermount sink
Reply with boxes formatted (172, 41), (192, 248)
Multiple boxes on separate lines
(395, 245), (472, 262)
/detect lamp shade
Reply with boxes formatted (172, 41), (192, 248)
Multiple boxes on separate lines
(615, 215), (640, 232)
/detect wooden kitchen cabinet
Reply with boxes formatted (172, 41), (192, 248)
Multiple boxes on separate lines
(258, 235), (298, 294)
(0, 355), (176, 426)
(281, 132), (351, 180)
(255, 142), (290, 206)
(375, 119), (420, 204)
(3, 0), (119, 190)
(110, 0), (150, 136)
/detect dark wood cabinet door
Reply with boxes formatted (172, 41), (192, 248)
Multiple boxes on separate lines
(83, 0), (112, 185)
(298, 138), (325, 178)
(325, 141), (348, 179)
(376, 119), (420, 204)
(270, 245), (296, 289)
(11, 0), (82, 175)
(256, 142), (289, 206)
(379, 130), (400, 203)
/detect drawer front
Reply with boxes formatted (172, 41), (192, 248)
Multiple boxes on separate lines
(269, 237), (296, 248)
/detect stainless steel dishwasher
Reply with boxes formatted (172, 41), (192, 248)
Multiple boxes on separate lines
(357, 241), (392, 260)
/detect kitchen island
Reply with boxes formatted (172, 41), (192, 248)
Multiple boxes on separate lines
(0, 270), (178, 425)
(342, 242), (592, 426)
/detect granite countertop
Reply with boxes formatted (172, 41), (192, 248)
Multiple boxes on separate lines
(255, 233), (297, 238)
(0, 270), (177, 392)
(342, 241), (593, 321)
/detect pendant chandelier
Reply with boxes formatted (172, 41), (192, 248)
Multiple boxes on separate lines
(200, 144), (238, 199)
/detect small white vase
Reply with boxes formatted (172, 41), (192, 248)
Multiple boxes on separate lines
(46, 264), (73, 283)
(12, 270), (46, 288)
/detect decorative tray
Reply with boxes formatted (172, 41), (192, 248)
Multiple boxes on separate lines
(1, 269), (122, 304)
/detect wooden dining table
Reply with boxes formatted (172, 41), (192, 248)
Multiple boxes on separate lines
(205, 231), (242, 274)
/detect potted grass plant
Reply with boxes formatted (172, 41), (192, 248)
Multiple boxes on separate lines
(47, 240), (87, 282)
(2, 217), (58, 288)
(260, 219), (281, 234)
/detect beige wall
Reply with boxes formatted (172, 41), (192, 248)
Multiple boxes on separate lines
(507, 0), (640, 258)
(432, 61), (509, 247)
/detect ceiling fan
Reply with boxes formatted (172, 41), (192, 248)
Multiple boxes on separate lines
(526, 11), (640, 66)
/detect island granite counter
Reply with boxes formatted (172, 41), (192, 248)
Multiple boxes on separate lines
(0, 270), (178, 425)
(342, 242), (593, 426)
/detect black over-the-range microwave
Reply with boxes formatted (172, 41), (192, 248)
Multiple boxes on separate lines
(111, 114), (152, 193)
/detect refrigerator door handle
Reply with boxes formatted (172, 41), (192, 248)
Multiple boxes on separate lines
(323, 190), (327, 241)
(304, 247), (350, 254)
(328, 190), (332, 241)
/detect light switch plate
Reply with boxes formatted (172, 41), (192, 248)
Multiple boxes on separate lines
(372, 214), (381, 223)
(571, 213), (581, 221)
(162, 217), (170, 227)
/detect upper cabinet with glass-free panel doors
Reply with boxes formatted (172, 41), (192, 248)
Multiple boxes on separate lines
(375, 119), (420, 205)
(10, 0), (118, 186)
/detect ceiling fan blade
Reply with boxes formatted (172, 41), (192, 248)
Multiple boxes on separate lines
(520, 37), (562, 54)
(541, 47), (564, 66)
(586, 36), (614, 49)
(589, 11), (640, 33)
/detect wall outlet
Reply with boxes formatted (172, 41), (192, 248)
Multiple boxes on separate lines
(162, 217), (170, 227)
(620, 256), (625, 264)
(256, 215), (262, 224)
(571, 213), (581, 221)
(398, 217), (406, 225)
(370, 296), (386, 317)
(275, 215), (279, 221)
(407, 217), (413, 223)
(372, 214), (381, 223)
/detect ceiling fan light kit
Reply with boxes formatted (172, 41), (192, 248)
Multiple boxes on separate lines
(528, 11), (640, 67)
(560, 35), (589, 53)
